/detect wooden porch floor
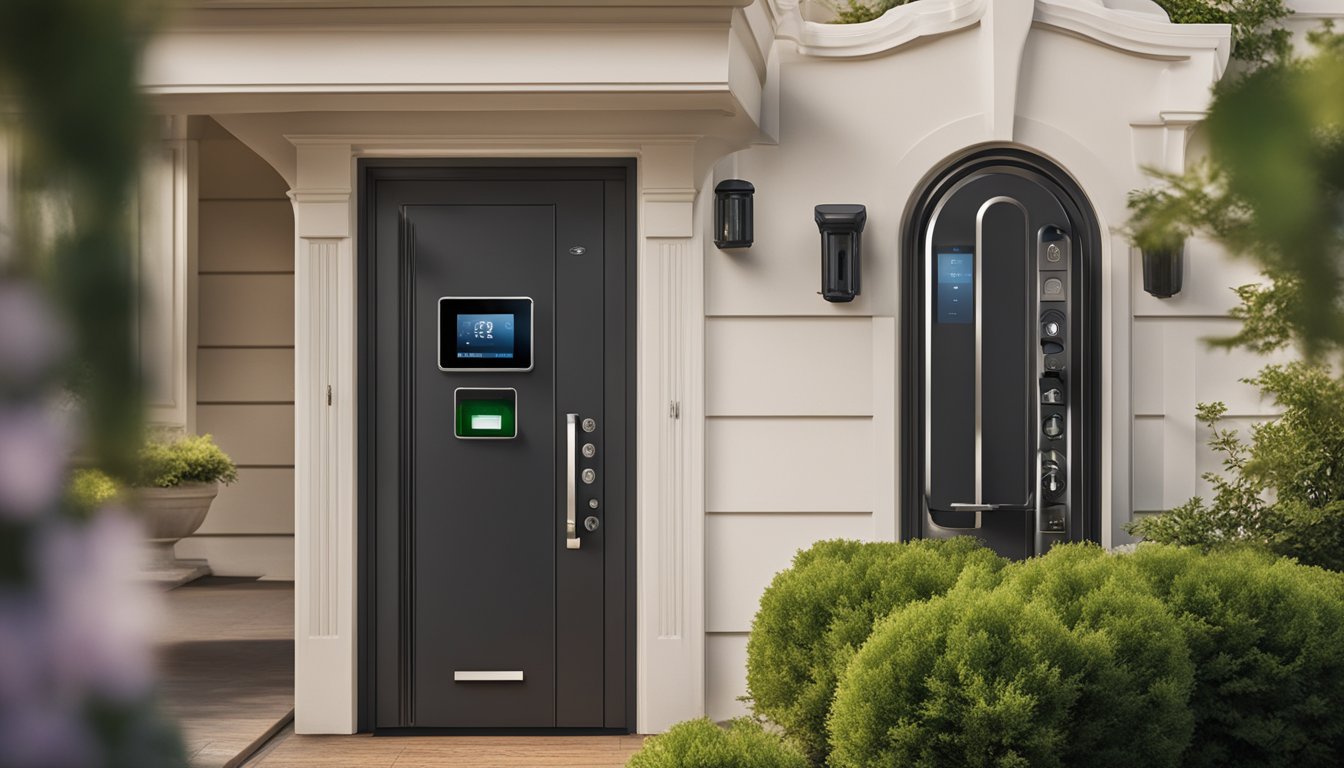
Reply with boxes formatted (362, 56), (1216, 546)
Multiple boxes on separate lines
(245, 730), (647, 767)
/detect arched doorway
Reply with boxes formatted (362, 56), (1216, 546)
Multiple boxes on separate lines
(900, 147), (1102, 558)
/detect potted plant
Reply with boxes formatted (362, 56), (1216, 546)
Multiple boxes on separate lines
(1126, 187), (1191, 299)
(132, 433), (237, 572)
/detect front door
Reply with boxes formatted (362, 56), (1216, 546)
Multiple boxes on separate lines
(363, 162), (633, 730)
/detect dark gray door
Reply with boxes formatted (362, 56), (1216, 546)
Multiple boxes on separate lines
(903, 150), (1101, 559)
(363, 164), (632, 731)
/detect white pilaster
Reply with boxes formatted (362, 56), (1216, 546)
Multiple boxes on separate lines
(637, 142), (706, 733)
(140, 116), (197, 432)
(291, 142), (358, 734)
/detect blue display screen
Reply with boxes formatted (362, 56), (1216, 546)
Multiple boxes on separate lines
(456, 313), (515, 359)
(936, 251), (973, 324)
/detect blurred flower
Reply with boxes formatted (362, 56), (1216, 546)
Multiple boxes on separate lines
(38, 509), (160, 701)
(0, 282), (67, 387)
(0, 700), (96, 768)
(0, 406), (69, 521)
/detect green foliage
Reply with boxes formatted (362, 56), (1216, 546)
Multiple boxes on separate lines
(828, 1), (913, 25)
(1124, 186), (1193, 254)
(827, 545), (1194, 768)
(1128, 364), (1344, 570)
(1126, 29), (1344, 358)
(0, 0), (163, 481)
(134, 434), (238, 488)
(67, 468), (121, 514)
(745, 538), (1006, 763)
(1154, 0), (1292, 66)
(1128, 545), (1344, 767)
(626, 718), (809, 768)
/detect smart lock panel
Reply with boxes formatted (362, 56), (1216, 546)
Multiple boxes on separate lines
(908, 156), (1098, 560)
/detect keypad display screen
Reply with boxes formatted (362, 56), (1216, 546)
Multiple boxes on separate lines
(456, 313), (515, 359)
(438, 297), (533, 371)
(936, 249), (973, 324)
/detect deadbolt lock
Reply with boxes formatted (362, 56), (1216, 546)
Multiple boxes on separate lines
(581, 468), (596, 484)
(582, 443), (596, 458)
(582, 418), (597, 433)
(584, 516), (600, 532)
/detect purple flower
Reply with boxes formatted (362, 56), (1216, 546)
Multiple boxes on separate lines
(37, 511), (161, 701)
(0, 702), (96, 768)
(0, 406), (69, 521)
(0, 282), (68, 386)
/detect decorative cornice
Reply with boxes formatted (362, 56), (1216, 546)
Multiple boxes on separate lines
(768, 0), (983, 58)
(766, 0), (1229, 68)
(1034, 0), (1229, 75)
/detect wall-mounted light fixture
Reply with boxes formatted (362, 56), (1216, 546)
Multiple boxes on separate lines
(815, 204), (866, 303)
(1141, 240), (1184, 299)
(714, 179), (755, 249)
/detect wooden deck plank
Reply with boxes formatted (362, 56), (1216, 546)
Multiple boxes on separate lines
(248, 732), (646, 768)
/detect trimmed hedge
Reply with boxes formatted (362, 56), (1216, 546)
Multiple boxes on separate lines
(739, 538), (1344, 768)
(827, 545), (1194, 768)
(626, 718), (808, 768)
(1128, 545), (1344, 768)
(745, 538), (1007, 763)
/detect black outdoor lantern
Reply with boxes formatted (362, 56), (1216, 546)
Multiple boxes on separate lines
(1141, 241), (1184, 299)
(714, 179), (755, 249)
(815, 204), (866, 302)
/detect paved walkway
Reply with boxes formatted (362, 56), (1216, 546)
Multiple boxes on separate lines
(157, 577), (295, 768)
(246, 730), (647, 767)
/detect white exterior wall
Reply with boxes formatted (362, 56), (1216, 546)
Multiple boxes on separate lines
(137, 0), (1344, 735)
(175, 121), (297, 580)
(701, 0), (1234, 717)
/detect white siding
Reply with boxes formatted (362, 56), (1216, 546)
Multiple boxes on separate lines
(186, 121), (294, 580)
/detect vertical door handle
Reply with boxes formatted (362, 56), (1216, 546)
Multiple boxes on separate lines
(565, 413), (581, 550)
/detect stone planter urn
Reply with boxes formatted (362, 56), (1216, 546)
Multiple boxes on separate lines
(137, 481), (219, 586)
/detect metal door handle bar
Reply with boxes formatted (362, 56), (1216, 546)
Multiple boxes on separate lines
(454, 671), (524, 682)
(566, 413), (581, 550)
(930, 500), (1036, 531)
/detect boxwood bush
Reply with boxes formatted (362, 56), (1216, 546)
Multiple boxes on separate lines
(1128, 545), (1344, 768)
(626, 718), (808, 768)
(746, 537), (1006, 763)
(827, 545), (1194, 768)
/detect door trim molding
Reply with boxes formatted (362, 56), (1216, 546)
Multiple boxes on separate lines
(288, 145), (708, 735)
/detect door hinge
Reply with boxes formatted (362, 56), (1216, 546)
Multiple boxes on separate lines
(326, 384), (333, 406)
(669, 400), (680, 419)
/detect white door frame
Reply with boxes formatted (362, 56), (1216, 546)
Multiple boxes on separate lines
(290, 136), (712, 734)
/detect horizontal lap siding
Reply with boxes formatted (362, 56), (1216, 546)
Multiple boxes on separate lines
(703, 314), (889, 719)
(187, 128), (294, 579)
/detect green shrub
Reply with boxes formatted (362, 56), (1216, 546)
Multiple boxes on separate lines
(828, 585), (1090, 768)
(746, 537), (1006, 763)
(626, 718), (808, 768)
(67, 468), (120, 514)
(1128, 545), (1344, 768)
(134, 433), (238, 488)
(1129, 363), (1344, 571)
(997, 545), (1195, 768)
(828, 1), (913, 25)
(1153, 0), (1292, 66)
(827, 546), (1194, 768)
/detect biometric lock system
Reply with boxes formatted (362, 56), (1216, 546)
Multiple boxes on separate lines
(907, 154), (1099, 559)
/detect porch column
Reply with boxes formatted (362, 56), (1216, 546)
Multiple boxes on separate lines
(290, 142), (358, 734)
(637, 142), (707, 733)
